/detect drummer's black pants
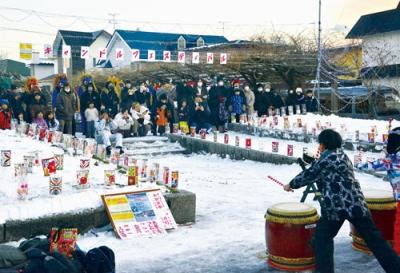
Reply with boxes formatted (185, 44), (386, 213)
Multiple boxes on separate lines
(313, 216), (400, 273)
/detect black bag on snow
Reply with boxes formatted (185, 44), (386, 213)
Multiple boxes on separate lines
(84, 246), (115, 273)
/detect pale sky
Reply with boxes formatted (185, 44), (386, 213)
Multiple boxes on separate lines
(0, 0), (399, 61)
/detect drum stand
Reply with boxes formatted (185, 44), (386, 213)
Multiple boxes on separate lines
(297, 158), (323, 206)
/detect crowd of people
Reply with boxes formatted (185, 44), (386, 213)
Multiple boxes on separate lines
(0, 74), (318, 155)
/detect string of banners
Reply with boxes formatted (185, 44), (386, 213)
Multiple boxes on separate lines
(52, 45), (228, 64)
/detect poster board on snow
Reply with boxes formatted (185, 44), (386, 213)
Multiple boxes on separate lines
(101, 188), (177, 239)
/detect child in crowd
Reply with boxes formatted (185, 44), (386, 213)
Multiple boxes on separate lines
(357, 126), (400, 255)
(0, 99), (12, 130)
(32, 110), (48, 130)
(284, 129), (400, 273)
(156, 94), (171, 136)
(45, 111), (59, 130)
(85, 100), (99, 138)
(230, 87), (246, 123)
(15, 111), (25, 124)
(178, 99), (189, 134)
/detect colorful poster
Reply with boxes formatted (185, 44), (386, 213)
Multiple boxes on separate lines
(102, 189), (177, 239)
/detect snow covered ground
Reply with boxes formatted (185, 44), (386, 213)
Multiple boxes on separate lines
(0, 113), (397, 272)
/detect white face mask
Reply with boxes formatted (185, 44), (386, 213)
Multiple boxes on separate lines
(258, 88), (263, 92)
(140, 86), (144, 92)
(88, 87), (93, 92)
(218, 82), (224, 86)
(265, 89), (270, 92)
(64, 89), (71, 92)
(197, 82), (203, 87)
(126, 84), (131, 89)
(289, 90), (294, 94)
(244, 86), (249, 91)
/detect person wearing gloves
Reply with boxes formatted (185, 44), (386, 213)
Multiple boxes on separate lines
(94, 109), (124, 156)
(284, 129), (400, 273)
(130, 102), (152, 137)
(113, 107), (134, 138)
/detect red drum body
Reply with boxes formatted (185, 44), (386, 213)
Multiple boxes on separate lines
(265, 202), (319, 271)
(350, 189), (396, 253)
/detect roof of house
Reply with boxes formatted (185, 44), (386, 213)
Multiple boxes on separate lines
(58, 30), (107, 46)
(113, 30), (228, 57)
(346, 2), (400, 38)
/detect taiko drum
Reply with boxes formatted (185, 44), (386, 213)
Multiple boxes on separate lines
(265, 202), (319, 271)
(349, 189), (396, 253)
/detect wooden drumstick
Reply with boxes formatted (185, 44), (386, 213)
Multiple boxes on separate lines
(315, 147), (320, 161)
(267, 175), (294, 192)
(357, 147), (363, 163)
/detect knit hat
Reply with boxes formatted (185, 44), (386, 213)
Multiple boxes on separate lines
(306, 89), (313, 94)
(296, 87), (303, 93)
(243, 82), (249, 88)
(265, 83), (271, 90)
(232, 78), (240, 85)
(256, 83), (264, 89)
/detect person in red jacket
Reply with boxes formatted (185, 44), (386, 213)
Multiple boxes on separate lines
(0, 99), (12, 129)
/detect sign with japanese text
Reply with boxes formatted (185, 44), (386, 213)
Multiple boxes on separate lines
(192, 52), (199, 64)
(101, 188), (177, 239)
(116, 48), (124, 61)
(44, 44), (52, 58)
(81, 46), (89, 59)
(177, 51), (185, 63)
(99, 48), (107, 60)
(132, 49), (140, 61)
(163, 51), (171, 62)
(148, 50), (156, 61)
(206, 53), (213, 64)
(62, 45), (71, 59)
(220, 53), (227, 64)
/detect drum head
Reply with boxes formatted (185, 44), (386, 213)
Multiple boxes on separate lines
(265, 202), (319, 224)
(363, 189), (396, 210)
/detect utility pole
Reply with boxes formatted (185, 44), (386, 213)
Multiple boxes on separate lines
(108, 13), (119, 31)
(316, 0), (322, 114)
(218, 21), (229, 37)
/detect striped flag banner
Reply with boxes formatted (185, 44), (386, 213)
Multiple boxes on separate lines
(19, 43), (32, 59)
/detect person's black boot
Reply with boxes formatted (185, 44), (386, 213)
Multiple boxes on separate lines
(106, 146), (112, 156)
(116, 146), (124, 155)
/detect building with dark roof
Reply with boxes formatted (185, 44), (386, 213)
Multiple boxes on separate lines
(104, 29), (229, 69)
(346, 2), (400, 89)
(52, 29), (112, 77)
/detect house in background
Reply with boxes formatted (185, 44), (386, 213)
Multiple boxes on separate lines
(52, 29), (112, 77)
(0, 59), (30, 77)
(346, 2), (400, 91)
(103, 30), (229, 70)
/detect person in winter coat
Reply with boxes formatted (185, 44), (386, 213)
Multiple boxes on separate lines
(284, 89), (297, 114)
(121, 81), (137, 111)
(242, 82), (255, 116)
(94, 109), (124, 156)
(225, 78), (246, 111)
(194, 78), (208, 101)
(189, 96), (211, 133)
(229, 88), (246, 123)
(254, 83), (270, 116)
(305, 89), (318, 113)
(295, 87), (306, 111)
(45, 111), (59, 131)
(155, 94), (172, 136)
(32, 110), (48, 130)
(84, 101), (99, 138)
(207, 77), (228, 132)
(357, 126), (400, 255)
(113, 107), (134, 138)
(101, 82), (120, 118)
(56, 83), (77, 135)
(80, 82), (101, 134)
(135, 81), (151, 107)
(130, 102), (152, 137)
(0, 99), (12, 129)
(284, 129), (400, 273)
(28, 92), (48, 124)
(270, 88), (284, 111)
